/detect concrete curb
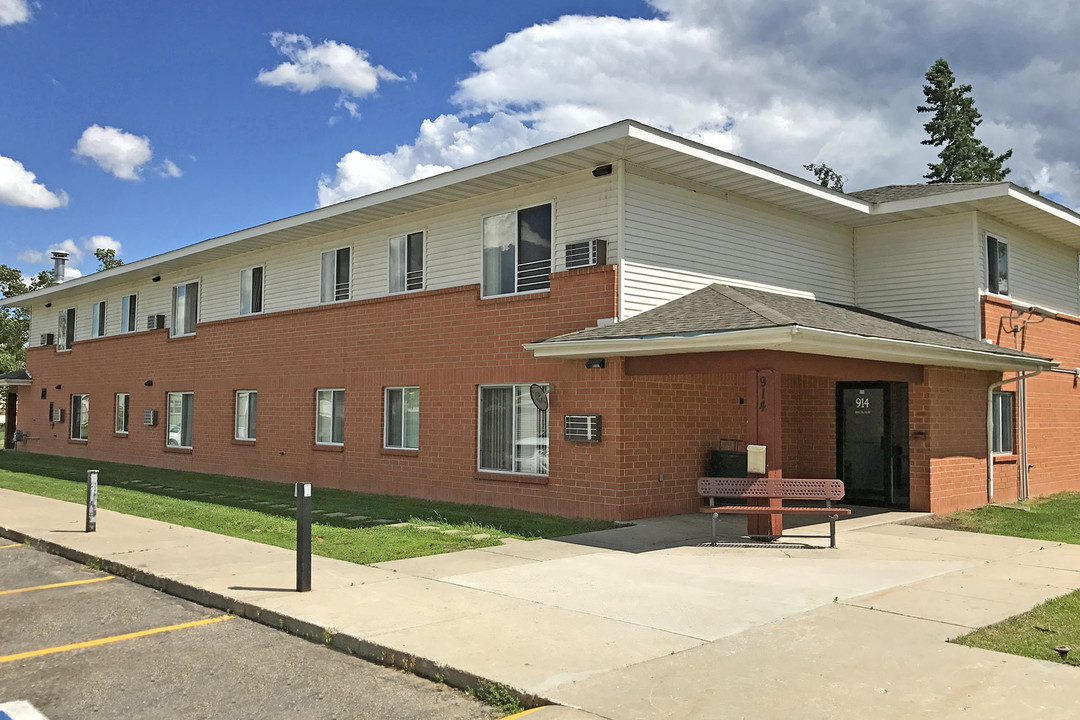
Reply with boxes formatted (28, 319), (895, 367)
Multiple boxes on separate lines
(0, 524), (555, 713)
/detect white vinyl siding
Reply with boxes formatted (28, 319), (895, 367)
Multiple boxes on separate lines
(855, 214), (979, 338)
(621, 171), (853, 318)
(979, 214), (1080, 315)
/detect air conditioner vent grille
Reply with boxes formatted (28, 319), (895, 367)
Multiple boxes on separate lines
(564, 414), (602, 442)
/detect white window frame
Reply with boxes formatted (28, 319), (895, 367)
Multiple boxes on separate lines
(91, 301), (107, 338)
(986, 234), (1009, 296)
(477, 383), (549, 476)
(481, 202), (554, 299)
(115, 393), (129, 434)
(70, 394), (89, 441)
(315, 388), (345, 446)
(167, 391), (194, 449)
(171, 280), (200, 337)
(239, 265), (264, 316)
(320, 247), (351, 303)
(388, 231), (425, 293)
(235, 390), (257, 441)
(384, 386), (419, 449)
(57, 307), (76, 351)
(992, 390), (1015, 454)
(120, 294), (137, 333)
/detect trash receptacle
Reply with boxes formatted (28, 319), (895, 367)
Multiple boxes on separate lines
(706, 439), (746, 477)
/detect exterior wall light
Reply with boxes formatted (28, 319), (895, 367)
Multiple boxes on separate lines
(592, 164), (613, 177)
(585, 358), (606, 369)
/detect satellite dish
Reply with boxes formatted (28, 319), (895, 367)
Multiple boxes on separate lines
(529, 383), (549, 411)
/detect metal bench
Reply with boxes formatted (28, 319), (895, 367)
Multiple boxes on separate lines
(698, 477), (852, 548)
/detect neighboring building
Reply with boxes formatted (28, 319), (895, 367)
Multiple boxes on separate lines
(3, 120), (1078, 520)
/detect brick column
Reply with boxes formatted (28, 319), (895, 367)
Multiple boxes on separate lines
(746, 369), (783, 538)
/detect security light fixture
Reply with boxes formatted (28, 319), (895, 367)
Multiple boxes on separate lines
(585, 357), (606, 369)
(54, 384), (61, 390)
(151, 276), (161, 282)
(44, 302), (52, 308)
(144, 380), (153, 386)
(592, 164), (613, 177)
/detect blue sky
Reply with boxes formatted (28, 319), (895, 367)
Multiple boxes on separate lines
(2, 1), (1077, 279)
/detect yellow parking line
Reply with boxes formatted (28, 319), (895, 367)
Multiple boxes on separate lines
(0, 575), (115, 596)
(0, 615), (234, 664)
(0, 543), (21, 549)
(500, 708), (545, 719)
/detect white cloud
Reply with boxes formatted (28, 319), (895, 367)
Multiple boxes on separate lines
(316, 0), (1080, 209)
(158, 159), (183, 178)
(0, 0), (31, 26)
(16, 249), (43, 264)
(316, 113), (542, 206)
(73, 125), (154, 180)
(257, 32), (402, 97)
(0, 155), (68, 209)
(86, 235), (121, 253)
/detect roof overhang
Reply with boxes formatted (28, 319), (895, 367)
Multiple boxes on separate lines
(525, 325), (1054, 373)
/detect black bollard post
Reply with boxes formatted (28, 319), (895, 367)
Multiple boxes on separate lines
(295, 482), (311, 592)
(86, 470), (98, 533)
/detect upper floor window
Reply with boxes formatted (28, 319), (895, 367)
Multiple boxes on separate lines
(316, 388), (345, 445)
(240, 266), (264, 315)
(91, 301), (106, 338)
(120, 294), (137, 333)
(987, 235), (1009, 295)
(71, 394), (89, 441)
(57, 307), (76, 351)
(992, 390), (1014, 454)
(172, 281), (199, 337)
(389, 232), (424, 293)
(482, 203), (552, 297)
(384, 386), (419, 449)
(320, 247), (351, 303)
(235, 390), (257, 441)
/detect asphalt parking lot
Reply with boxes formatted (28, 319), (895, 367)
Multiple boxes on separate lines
(0, 542), (499, 720)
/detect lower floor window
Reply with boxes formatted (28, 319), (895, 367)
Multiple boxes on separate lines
(70, 394), (88, 440)
(115, 393), (129, 434)
(478, 384), (548, 474)
(992, 390), (1014, 454)
(316, 388), (344, 445)
(235, 390), (257, 440)
(167, 391), (194, 448)
(384, 386), (419, 449)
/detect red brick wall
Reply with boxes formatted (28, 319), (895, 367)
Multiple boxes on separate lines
(19, 265), (629, 520)
(984, 295), (1080, 500)
(617, 372), (745, 517)
(909, 366), (999, 513)
(781, 374), (836, 478)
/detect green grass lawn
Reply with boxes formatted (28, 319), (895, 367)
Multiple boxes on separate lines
(925, 492), (1080, 667)
(0, 452), (616, 564)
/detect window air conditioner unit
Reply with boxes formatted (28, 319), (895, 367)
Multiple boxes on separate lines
(565, 239), (607, 269)
(143, 409), (158, 426)
(52, 408), (64, 423)
(39, 333), (55, 346)
(564, 414), (602, 442)
(147, 314), (166, 330)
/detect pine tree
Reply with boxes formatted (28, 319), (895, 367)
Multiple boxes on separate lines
(918, 58), (1012, 183)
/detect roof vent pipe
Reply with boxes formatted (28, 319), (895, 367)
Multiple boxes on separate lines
(50, 251), (69, 285)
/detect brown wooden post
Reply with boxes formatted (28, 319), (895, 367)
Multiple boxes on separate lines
(746, 369), (783, 539)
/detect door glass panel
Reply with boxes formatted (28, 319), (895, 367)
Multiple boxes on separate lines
(841, 388), (885, 503)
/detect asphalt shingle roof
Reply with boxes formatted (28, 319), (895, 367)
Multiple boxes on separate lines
(537, 284), (1049, 363)
(848, 183), (1004, 204)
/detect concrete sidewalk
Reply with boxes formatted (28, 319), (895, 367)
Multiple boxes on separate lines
(3, 488), (1080, 719)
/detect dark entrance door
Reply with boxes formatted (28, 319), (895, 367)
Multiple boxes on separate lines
(836, 382), (909, 508)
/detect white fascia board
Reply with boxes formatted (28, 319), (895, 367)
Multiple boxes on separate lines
(525, 324), (1053, 372)
(1006, 186), (1080, 230)
(624, 123), (873, 214)
(3, 122), (637, 308)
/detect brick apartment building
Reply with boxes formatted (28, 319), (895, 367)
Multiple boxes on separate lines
(2, 120), (1077, 521)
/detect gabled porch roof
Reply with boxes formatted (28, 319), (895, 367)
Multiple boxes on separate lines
(525, 284), (1054, 372)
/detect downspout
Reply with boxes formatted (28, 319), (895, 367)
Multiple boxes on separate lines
(987, 368), (1044, 502)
